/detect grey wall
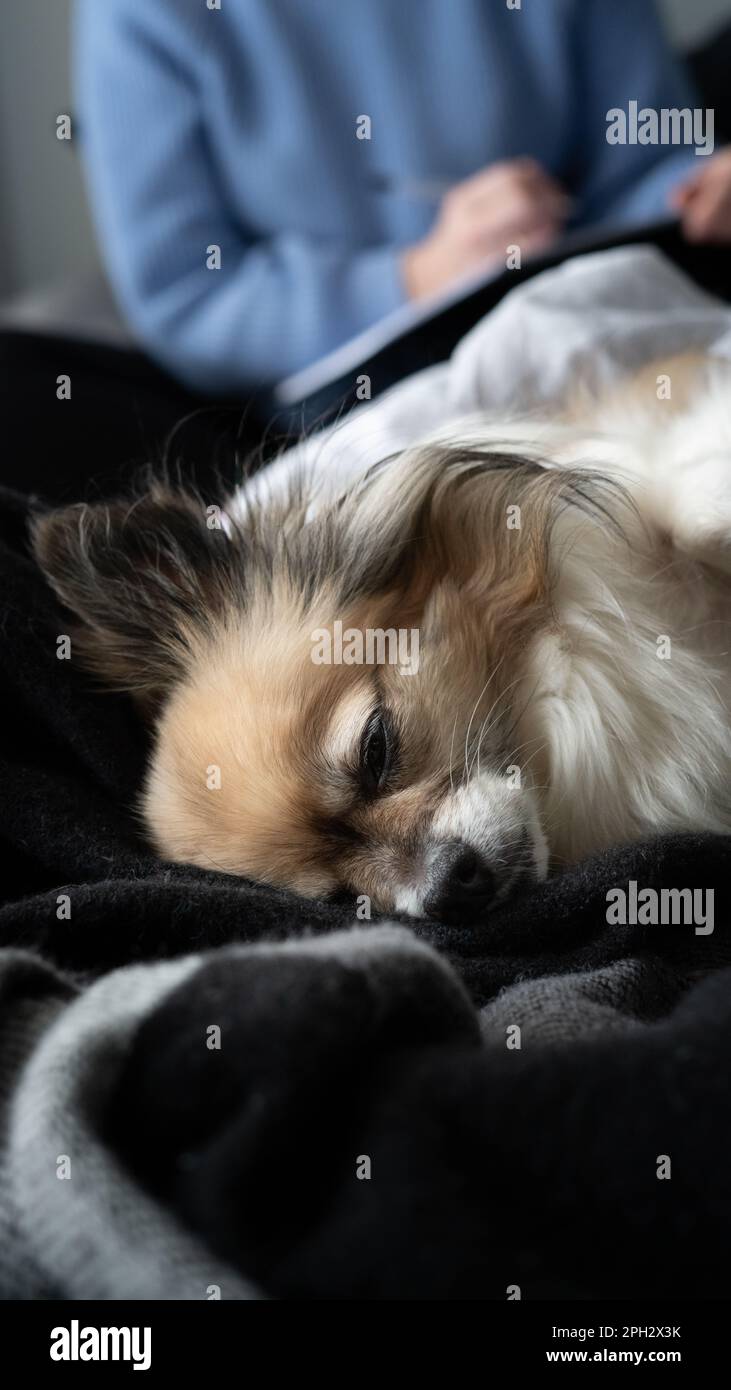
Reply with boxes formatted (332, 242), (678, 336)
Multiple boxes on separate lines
(0, 0), (730, 300)
(0, 0), (99, 298)
(661, 0), (731, 46)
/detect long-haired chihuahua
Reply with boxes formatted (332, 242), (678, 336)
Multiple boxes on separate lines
(31, 353), (731, 921)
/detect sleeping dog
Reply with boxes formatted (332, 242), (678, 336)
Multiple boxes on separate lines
(32, 352), (731, 921)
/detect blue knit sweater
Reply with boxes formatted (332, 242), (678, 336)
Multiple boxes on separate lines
(75, 0), (700, 389)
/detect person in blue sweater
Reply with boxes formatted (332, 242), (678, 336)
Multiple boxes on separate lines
(75, 0), (731, 392)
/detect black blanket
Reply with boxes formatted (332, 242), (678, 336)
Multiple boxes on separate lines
(2, 461), (731, 1301)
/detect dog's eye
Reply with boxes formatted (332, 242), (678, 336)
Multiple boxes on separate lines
(360, 711), (393, 794)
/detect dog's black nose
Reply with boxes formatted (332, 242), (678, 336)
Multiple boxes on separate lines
(424, 840), (496, 921)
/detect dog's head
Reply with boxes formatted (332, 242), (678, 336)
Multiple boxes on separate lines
(31, 448), (596, 919)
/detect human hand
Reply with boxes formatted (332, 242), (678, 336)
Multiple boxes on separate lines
(401, 157), (571, 300)
(672, 148), (731, 243)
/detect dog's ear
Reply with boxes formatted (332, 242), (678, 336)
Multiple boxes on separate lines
(30, 486), (238, 707)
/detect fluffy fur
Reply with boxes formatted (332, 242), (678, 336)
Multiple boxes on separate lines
(31, 352), (731, 920)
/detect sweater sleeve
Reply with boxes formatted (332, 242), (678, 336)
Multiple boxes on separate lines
(570, 0), (705, 229)
(73, 0), (405, 392)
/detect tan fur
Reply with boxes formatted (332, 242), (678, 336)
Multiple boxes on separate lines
(561, 350), (715, 427)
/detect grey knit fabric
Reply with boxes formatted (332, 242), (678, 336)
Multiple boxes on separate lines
(0, 924), (472, 1300)
(2, 904), (729, 1299)
(1, 950), (258, 1300)
(479, 955), (697, 1047)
